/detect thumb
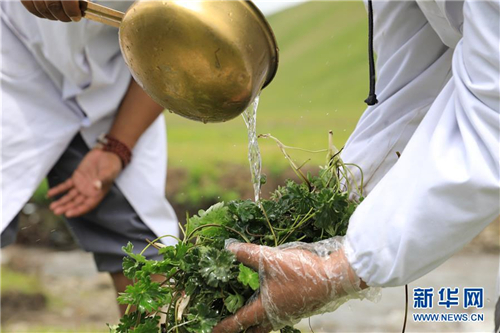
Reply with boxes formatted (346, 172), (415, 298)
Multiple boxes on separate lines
(226, 242), (265, 271)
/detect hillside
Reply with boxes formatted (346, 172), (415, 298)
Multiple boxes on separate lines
(165, 1), (370, 171)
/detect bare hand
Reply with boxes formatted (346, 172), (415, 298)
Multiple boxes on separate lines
(21, 0), (82, 22)
(212, 240), (364, 333)
(47, 149), (122, 218)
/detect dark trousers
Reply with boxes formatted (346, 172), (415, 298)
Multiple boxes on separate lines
(495, 297), (500, 333)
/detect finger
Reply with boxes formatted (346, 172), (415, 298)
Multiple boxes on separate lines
(33, 0), (57, 20)
(64, 194), (89, 216)
(44, 1), (71, 21)
(20, 1), (45, 18)
(213, 297), (267, 333)
(227, 243), (264, 271)
(52, 191), (89, 216)
(61, 0), (82, 21)
(73, 195), (86, 205)
(246, 323), (273, 333)
(53, 193), (83, 215)
(49, 188), (78, 210)
(47, 178), (74, 198)
(66, 197), (99, 218)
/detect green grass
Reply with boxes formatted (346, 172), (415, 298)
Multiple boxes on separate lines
(166, 1), (369, 171)
(1, 265), (43, 295)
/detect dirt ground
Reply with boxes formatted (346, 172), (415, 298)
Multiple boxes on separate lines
(1, 221), (498, 333)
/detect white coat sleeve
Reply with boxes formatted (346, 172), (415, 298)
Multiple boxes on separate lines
(344, 0), (500, 287)
(341, 1), (452, 195)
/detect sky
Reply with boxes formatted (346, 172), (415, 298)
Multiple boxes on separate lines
(252, 1), (308, 16)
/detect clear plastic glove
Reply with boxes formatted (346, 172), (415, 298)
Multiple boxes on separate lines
(213, 237), (375, 333)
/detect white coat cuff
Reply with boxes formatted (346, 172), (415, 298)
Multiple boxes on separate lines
(344, 228), (380, 288)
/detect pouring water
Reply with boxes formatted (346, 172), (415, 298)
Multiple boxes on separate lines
(242, 95), (262, 202)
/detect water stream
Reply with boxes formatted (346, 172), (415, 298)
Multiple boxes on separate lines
(242, 95), (262, 202)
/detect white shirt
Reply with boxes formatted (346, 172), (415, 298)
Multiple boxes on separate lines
(343, 0), (499, 287)
(1, 1), (179, 242)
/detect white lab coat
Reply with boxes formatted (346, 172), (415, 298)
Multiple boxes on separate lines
(0, 1), (179, 243)
(343, 0), (499, 287)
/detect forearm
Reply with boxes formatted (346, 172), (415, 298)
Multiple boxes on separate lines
(108, 79), (164, 149)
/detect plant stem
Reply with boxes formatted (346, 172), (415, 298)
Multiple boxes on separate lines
(186, 224), (251, 244)
(259, 203), (278, 247)
(139, 235), (182, 256)
(259, 134), (311, 188)
(167, 319), (197, 333)
(278, 208), (315, 245)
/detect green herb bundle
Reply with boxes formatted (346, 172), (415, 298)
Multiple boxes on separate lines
(109, 134), (363, 333)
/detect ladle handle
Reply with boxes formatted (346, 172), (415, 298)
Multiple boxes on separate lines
(80, 1), (124, 28)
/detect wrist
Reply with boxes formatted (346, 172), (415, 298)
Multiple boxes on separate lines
(337, 248), (368, 289)
(95, 133), (133, 168)
(107, 129), (139, 149)
(323, 243), (366, 298)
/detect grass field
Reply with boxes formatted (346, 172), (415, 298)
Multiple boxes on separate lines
(165, 1), (369, 172)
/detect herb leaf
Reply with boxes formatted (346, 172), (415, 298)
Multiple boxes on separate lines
(238, 263), (260, 291)
(224, 293), (245, 313)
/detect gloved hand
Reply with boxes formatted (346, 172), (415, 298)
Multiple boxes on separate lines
(213, 237), (374, 333)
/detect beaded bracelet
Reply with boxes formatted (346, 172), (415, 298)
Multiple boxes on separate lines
(95, 133), (132, 168)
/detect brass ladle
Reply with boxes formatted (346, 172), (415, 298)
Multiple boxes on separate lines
(81, 0), (279, 123)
